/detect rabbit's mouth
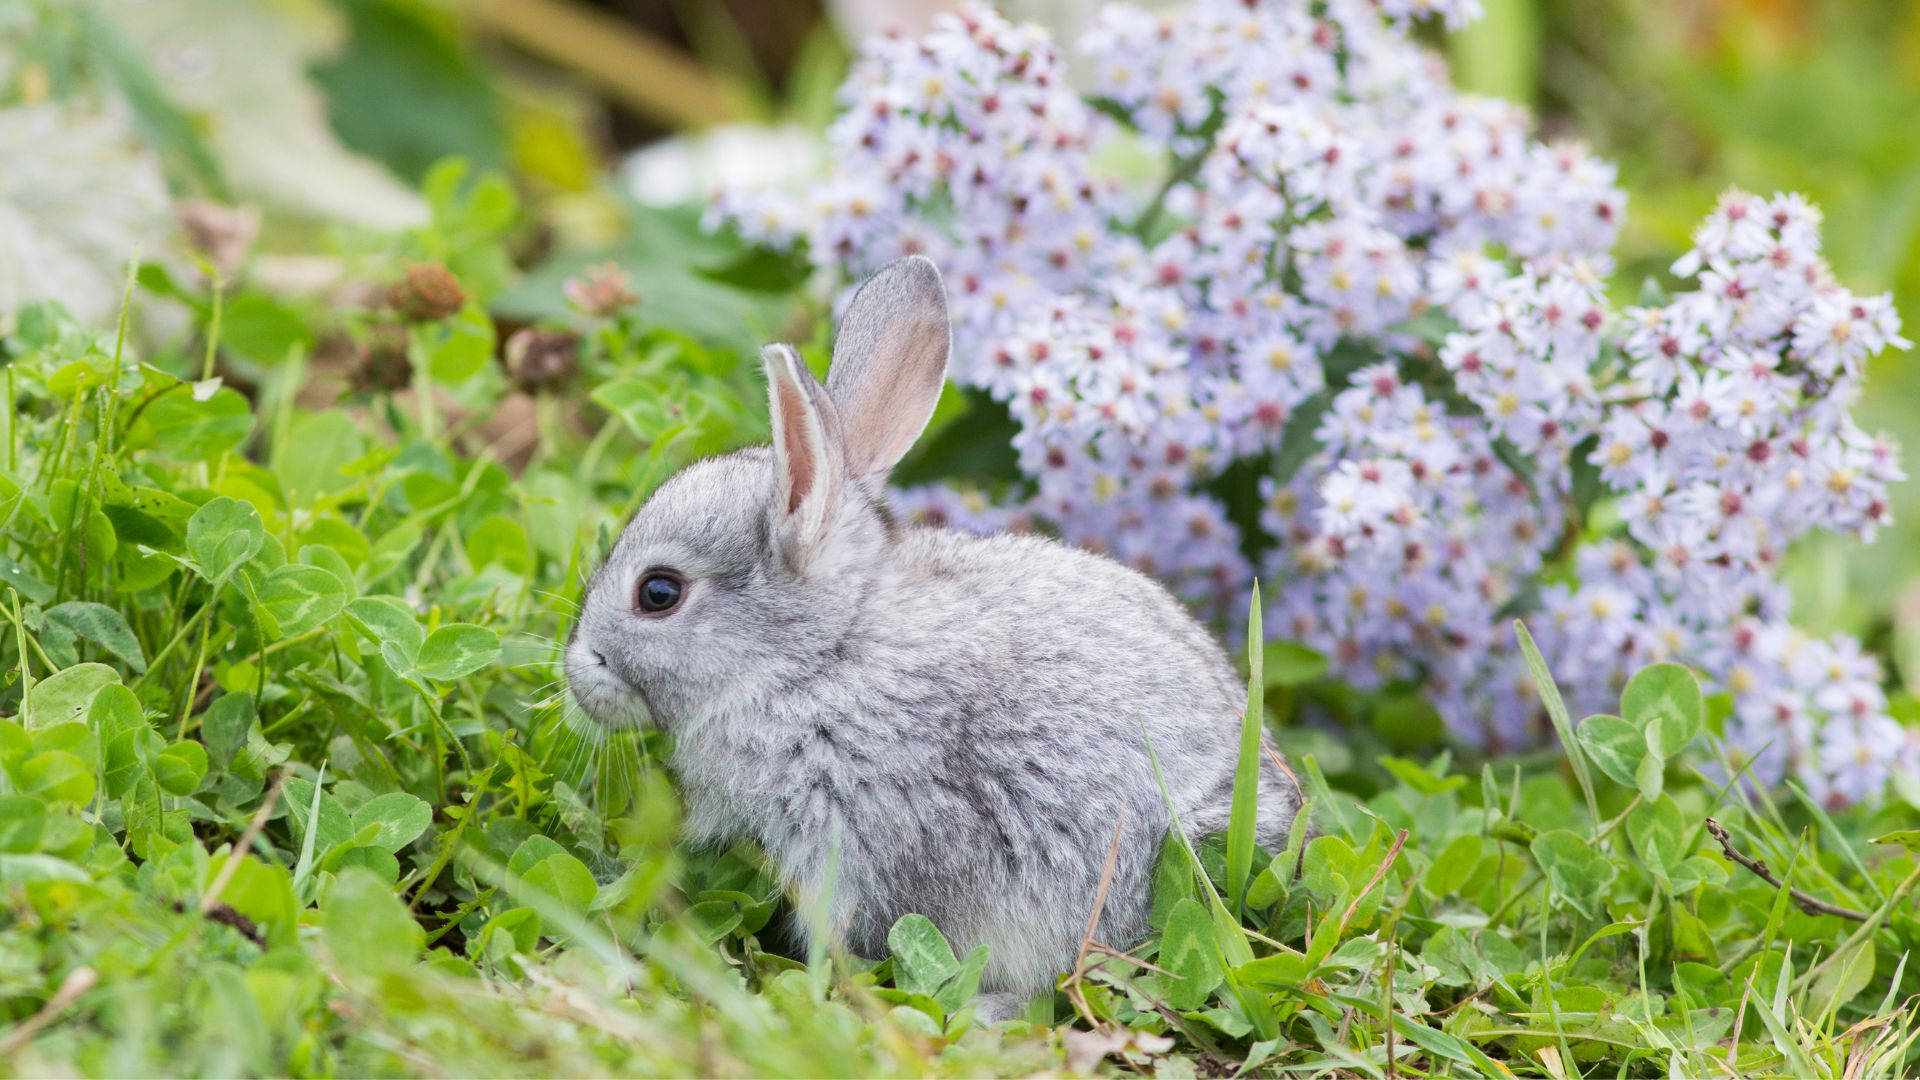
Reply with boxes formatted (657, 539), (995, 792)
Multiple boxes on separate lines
(565, 646), (657, 729)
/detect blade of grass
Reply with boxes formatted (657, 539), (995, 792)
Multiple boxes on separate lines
(289, 762), (327, 901)
(1139, 720), (1280, 1041)
(1226, 582), (1264, 917)
(1514, 620), (1600, 827)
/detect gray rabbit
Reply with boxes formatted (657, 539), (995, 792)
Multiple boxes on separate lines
(566, 255), (1303, 1020)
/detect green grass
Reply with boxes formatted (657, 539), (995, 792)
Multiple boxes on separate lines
(1, 171), (1918, 1077)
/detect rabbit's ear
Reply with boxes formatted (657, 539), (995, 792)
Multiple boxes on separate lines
(827, 255), (951, 481)
(763, 344), (845, 570)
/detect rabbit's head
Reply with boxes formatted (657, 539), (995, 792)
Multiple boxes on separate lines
(566, 256), (951, 729)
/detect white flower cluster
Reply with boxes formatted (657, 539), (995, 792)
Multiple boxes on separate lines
(709, 1), (1916, 802)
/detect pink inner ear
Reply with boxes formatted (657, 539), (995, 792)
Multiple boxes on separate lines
(779, 382), (814, 514)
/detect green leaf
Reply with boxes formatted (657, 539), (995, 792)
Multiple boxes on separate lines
(14, 750), (95, 805)
(887, 914), (960, 1002)
(0, 796), (44, 853)
(1576, 714), (1644, 789)
(310, 4), (508, 186)
(508, 835), (568, 878)
(1262, 639), (1328, 688)
(211, 854), (299, 948)
(43, 602), (146, 673)
(1515, 622), (1599, 824)
(323, 867), (423, 974)
(425, 306), (496, 383)
(1626, 795), (1687, 878)
(254, 563), (349, 638)
(186, 497), (266, 584)
(25, 663), (120, 731)
(1530, 828), (1617, 917)
(940, 946), (990, 1019)
(220, 292), (313, 366)
(1871, 830), (1920, 851)
(351, 792), (433, 853)
(522, 853), (598, 917)
(0, 853), (91, 885)
(0, 553), (54, 604)
(1635, 744), (1665, 801)
(201, 693), (256, 769)
(414, 623), (498, 681)
(1621, 662), (1703, 760)
(127, 385), (254, 462)
(283, 777), (355, 858)
(1159, 897), (1225, 1010)
(152, 740), (209, 796)
(345, 596), (425, 664)
(1226, 583), (1264, 916)
(1424, 833), (1484, 897)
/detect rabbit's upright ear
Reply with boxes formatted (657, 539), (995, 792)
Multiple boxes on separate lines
(827, 255), (951, 482)
(763, 344), (845, 571)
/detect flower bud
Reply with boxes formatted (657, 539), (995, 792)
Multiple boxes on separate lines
(563, 261), (640, 318)
(503, 327), (581, 393)
(388, 262), (465, 322)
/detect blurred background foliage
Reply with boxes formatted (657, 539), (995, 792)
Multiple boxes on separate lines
(5, 0), (1919, 630)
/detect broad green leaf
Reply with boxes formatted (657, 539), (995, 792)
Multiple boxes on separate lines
(330, 845), (401, 885)
(128, 384), (253, 462)
(254, 563), (349, 638)
(887, 914), (960, 1001)
(425, 306), (495, 383)
(0, 553), (54, 603)
(1236, 949), (1311, 990)
(186, 497), (266, 584)
(1627, 796), (1687, 878)
(1635, 742), (1665, 801)
(1530, 829), (1617, 917)
(0, 796), (45, 853)
(351, 792), (433, 853)
(1381, 755), (1466, 796)
(323, 867), (423, 973)
(414, 623), (498, 681)
(25, 663), (119, 730)
(1159, 897), (1224, 1010)
(43, 602), (146, 672)
(1150, 831), (1197, 929)
(14, 750), (95, 805)
(0, 719), (27, 772)
(508, 835), (568, 878)
(345, 595), (425, 665)
(939, 945), (990, 1018)
(211, 853), (301, 948)
(201, 693), (255, 768)
(152, 740), (209, 796)
(1423, 833), (1483, 897)
(1576, 714), (1643, 789)
(0, 853), (91, 884)
(1622, 663), (1703, 760)
(1261, 639), (1327, 688)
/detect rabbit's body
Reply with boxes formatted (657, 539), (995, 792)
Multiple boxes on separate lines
(567, 257), (1302, 1016)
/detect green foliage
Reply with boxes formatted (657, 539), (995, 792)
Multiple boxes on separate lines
(2, 156), (1918, 1077)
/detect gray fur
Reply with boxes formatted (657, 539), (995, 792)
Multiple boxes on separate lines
(567, 256), (1303, 1017)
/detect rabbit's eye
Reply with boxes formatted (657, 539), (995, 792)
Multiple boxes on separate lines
(636, 572), (685, 614)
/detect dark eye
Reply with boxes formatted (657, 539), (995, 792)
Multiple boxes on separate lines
(635, 572), (685, 614)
